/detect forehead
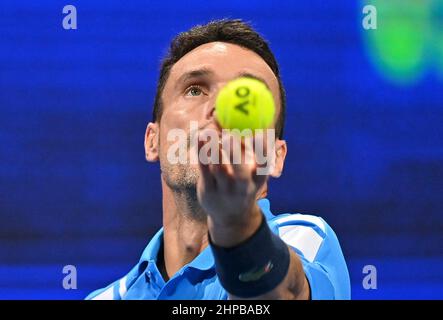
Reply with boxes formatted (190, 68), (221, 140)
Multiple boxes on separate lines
(167, 42), (279, 95)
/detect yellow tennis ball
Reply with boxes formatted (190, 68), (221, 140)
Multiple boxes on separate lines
(215, 77), (276, 134)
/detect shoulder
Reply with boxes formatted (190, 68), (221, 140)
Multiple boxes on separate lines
(265, 210), (351, 299)
(85, 264), (139, 300)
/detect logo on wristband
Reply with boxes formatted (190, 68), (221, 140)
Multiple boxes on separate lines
(238, 261), (274, 282)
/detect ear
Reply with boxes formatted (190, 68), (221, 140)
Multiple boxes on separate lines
(144, 122), (159, 162)
(270, 139), (287, 178)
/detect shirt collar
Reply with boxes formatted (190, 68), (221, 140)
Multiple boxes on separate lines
(187, 244), (214, 271)
(138, 227), (215, 271)
(258, 198), (274, 220)
(139, 228), (164, 264)
(138, 198), (274, 270)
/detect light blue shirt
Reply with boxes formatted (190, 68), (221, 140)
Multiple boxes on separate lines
(86, 199), (351, 300)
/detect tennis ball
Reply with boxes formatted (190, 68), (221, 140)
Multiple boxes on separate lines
(215, 77), (276, 134)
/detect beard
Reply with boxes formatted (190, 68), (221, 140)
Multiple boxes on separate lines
(159, 141), (207, 222)
(161, 161), (199, 190)
(160, 128), (200, 190)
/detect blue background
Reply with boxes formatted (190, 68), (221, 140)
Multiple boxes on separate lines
(1, 0), (442, 299)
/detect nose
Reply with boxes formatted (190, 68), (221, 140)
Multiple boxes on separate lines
(206, 82), (229, 122)
(205, 92), (217, 121)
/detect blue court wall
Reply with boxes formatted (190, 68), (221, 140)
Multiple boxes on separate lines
(1, 1), (442, 299)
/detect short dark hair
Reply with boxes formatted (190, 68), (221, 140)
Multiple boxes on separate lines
(152, 19), (286, 139)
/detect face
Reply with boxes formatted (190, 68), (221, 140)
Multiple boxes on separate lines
(145, 41), (287, 191)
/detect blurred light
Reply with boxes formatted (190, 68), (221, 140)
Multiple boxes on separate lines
(363, 0), (443, 85)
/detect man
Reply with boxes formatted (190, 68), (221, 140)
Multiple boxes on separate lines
(87, 19), (350, 300)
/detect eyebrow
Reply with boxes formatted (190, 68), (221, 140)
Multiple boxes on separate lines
(175, 68), (215, 89)
(175, 68), (271, 90)
(237, 72), (271, 90)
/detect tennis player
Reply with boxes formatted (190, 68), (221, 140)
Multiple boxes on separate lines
(87, 19), (350, 300)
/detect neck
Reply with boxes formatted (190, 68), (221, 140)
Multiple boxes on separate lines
(160, 177), (209, 281)
(158, 175), (269, 281)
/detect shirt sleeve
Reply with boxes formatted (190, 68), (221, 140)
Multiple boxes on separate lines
(272, 214), (351, 300)
(85, 281), (120, 300)
(85, 264), (140, 300)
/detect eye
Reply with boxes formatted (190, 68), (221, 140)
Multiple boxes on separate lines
(185, 85), (205, 97)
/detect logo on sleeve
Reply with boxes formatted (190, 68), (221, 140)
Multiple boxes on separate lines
(238, 261), (274, 282)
